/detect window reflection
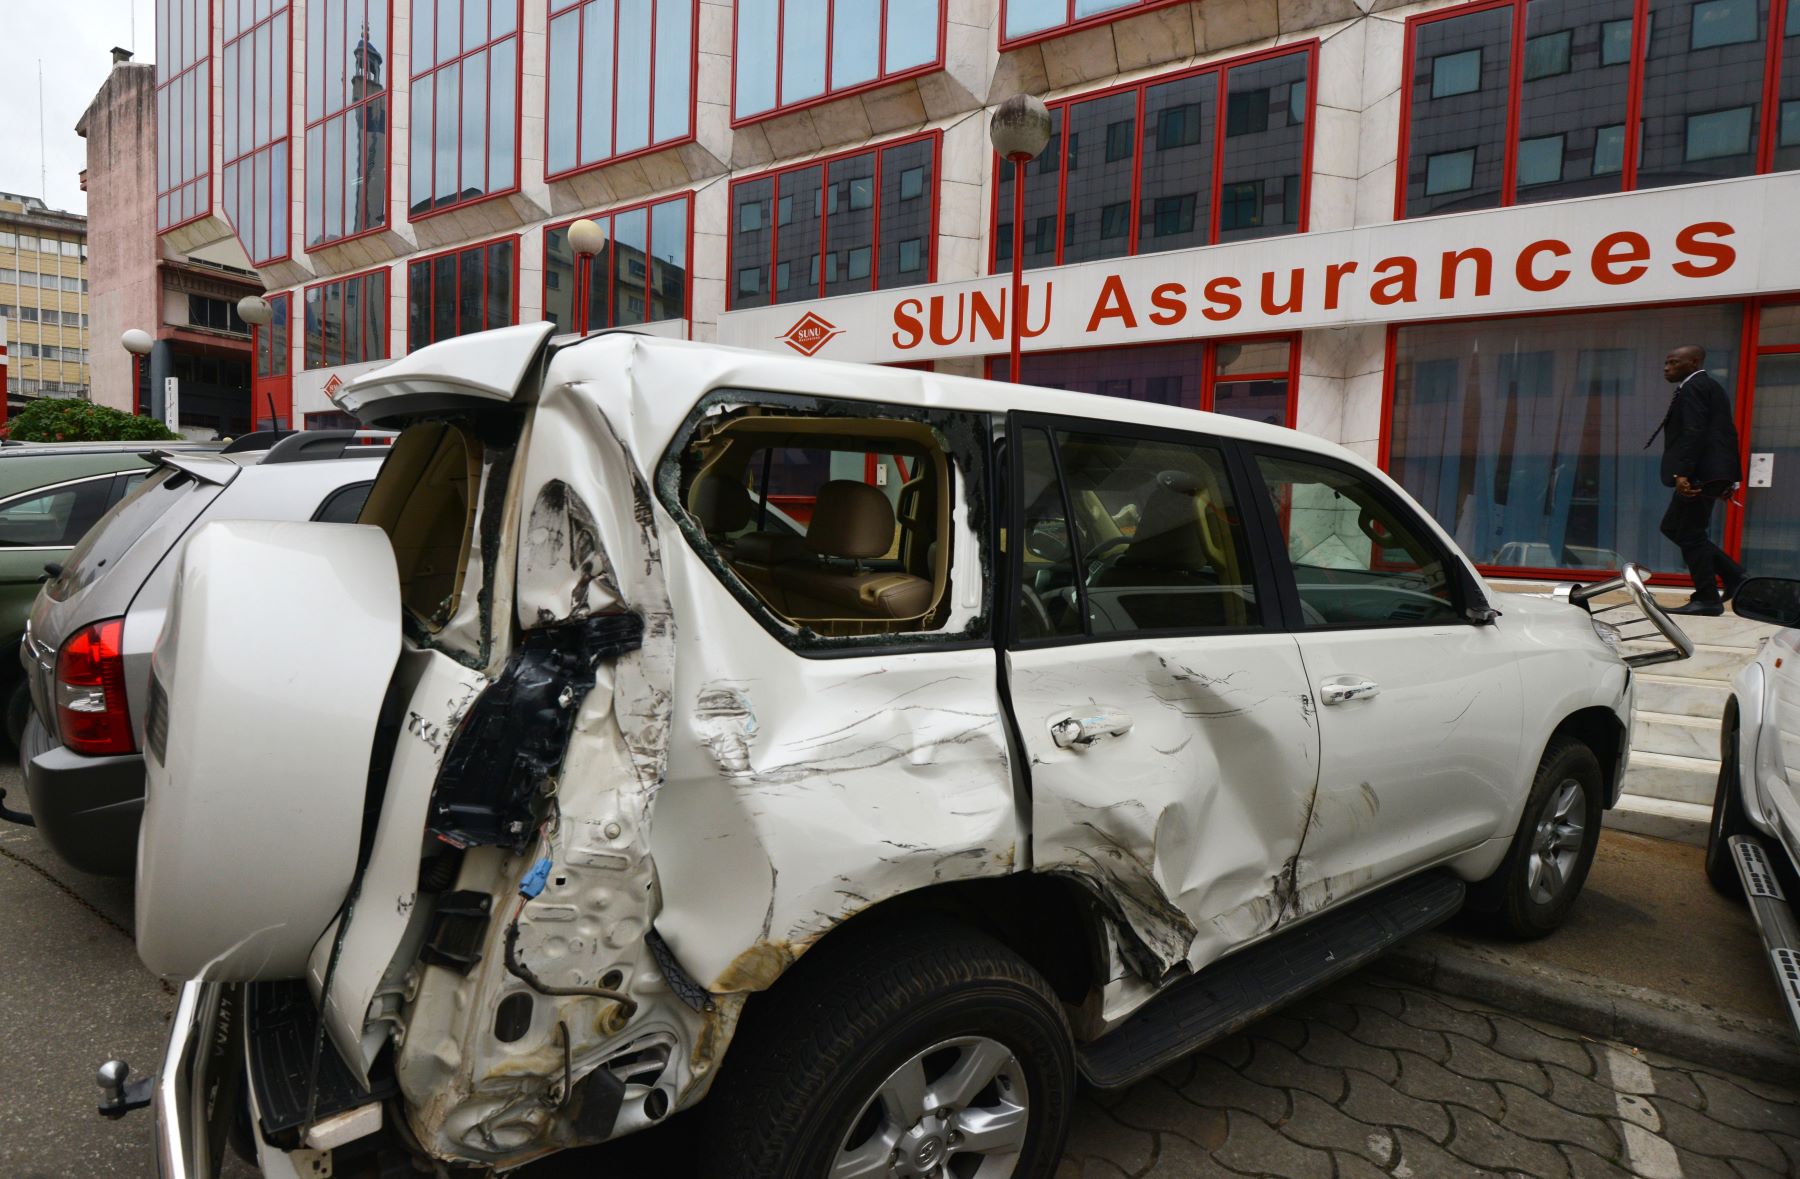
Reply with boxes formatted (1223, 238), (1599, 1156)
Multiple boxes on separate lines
(729, 135), (937, 310)
(547, 1), (693, 177)
(993, 48), (1309, 272)
(1389, 305), (1743, 573)
(410, 1), (519, 216)
(541, 194), (691, 334)
(1404, 5), (1512, 216)
(990, 338), (1293, 426)
(734, 0), (942, 120)
(158, 0), (211, 231)
(305, 1), (389, 249)
(408, 239), (516, 351)
(222, 2), (291, 262)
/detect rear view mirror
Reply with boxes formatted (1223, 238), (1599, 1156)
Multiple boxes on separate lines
(1732, 577), (1800, 628)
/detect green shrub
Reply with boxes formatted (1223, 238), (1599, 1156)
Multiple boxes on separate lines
(5, 399), (182, 443)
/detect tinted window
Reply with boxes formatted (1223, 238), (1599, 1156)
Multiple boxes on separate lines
(1254, 453), (1460, 627)
(48, 468), (214, 602)
(0, 477), (116, 548)
(1018, 427), (1261, 640)
(313, 481), (375, 524)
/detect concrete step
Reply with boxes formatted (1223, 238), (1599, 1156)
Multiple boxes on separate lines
(1486, 579), (1777, 648)
(1620, 641), (1749, 683)
(1603, 795), (1710, 846)
(1620, 749), (1720, 807)
(1632, 710), (1722, 760)
(1634, 674), (1730, 720)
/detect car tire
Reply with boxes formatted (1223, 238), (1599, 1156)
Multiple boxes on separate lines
(695, 919), (1075, 1179)
(1467, 735), (1604, 939)
(1705, 710), (1753, 900)
(4, 678), (29, 752)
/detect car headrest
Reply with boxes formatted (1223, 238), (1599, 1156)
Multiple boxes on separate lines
(807, 480), (895, 560)
(690, 475), (754, 534)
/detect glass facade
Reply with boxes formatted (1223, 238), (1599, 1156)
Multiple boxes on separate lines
(546, 0), (695, 176)
(258, 292), (290, 379)
(222, 0), (291, 264)
(543, 194), (691, 334)
(733, 0), (942, 121)
(729, 134), (936, 310)
(307, 0), (390, 248)
(1402, 0), (1800, 217)
(1386, 304), (1744, 574)
(1001, 0), (1175, 44)
(305, 269), (390, 368)
(407, 237), (517, 350)
(993, 47), (1311, 271)
(989, 338), (1296, 427)
(409, 0), (520, 217)
(155, 0), (211, 231)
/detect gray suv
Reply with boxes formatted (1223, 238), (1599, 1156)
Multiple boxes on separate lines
(11, 432), (387, 875)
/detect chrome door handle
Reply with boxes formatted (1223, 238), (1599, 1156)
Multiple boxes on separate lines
(1050, 709), (1133, 750)
(1319, 676), (1380, 706)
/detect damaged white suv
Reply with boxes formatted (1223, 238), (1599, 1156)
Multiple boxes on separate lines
(125, 324), (1681, 1179)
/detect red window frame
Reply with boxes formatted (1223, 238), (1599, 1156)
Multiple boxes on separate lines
(304, 0), (393, 250)
(982, 333), (1301, 428)
(729, 1), (948, 127)
(997, 0), (1189, 51)
(303, 266), (392, 369)
(987, 41), (1318, 273)
(545, 0), (700, 180)
(541, 191), (696, 334)
(222, 0), (292, 265)
(156, 0), (213, 234)
(405, 234), (521, 353)
(726, 129), (943, 312)
(408, 1), (524, 221)
(257, 290), (291, 378)
(1395, 0), (1796, 219)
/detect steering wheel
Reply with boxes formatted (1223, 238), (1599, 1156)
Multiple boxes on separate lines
(1083, 534), (1133, 570)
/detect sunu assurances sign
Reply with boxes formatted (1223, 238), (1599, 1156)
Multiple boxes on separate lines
(718, 171), (1800, 363)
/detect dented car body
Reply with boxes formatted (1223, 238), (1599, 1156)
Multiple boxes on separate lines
(139, 326), (1665, 1178)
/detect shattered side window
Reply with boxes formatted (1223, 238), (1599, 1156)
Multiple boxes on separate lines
(670, 398), (979, 643)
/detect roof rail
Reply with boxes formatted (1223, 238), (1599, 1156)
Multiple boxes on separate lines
(219, 429), (296, 454)
(260, 430), (396, 464)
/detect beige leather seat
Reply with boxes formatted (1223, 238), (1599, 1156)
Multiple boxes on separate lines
(689, 474), (808, 607)
(776, 480), (932, 622)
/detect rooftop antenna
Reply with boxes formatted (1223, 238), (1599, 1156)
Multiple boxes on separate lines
(38, 60), (47, 202)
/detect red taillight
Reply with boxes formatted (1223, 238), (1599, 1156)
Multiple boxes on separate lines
(56, 618), (135, 756)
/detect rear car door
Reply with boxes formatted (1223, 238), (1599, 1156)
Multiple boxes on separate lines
(1241, 446), (1524, 899)
(1006, 416), (1321, 978)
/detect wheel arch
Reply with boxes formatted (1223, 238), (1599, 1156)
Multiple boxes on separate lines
(1546, 706), (1628, 808)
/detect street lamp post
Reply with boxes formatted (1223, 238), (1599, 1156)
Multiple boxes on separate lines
(989, 95), (1052, 385)
(237, 296), (275, 429)
(120, 329), (153, 417)
(567, 219), (608, 336)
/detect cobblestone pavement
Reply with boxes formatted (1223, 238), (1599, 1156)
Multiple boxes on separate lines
(1052, 973), (1800, 1179)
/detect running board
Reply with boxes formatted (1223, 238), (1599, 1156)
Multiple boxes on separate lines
(1079, 871), (1466, 1089)
(1728, 835), (1800, 1042)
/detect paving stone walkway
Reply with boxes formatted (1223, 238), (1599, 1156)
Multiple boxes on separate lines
(1055, 973), (1800, 1178)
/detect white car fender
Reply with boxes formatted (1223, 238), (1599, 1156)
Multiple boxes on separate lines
(1732, 656), (1772, 830)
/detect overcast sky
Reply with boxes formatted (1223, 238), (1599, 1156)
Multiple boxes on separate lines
(0, 1), (154, 215)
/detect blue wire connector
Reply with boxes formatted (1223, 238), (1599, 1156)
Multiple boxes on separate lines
(519, 857), (553, 899)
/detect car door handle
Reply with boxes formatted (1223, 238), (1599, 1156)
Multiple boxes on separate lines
(1319, 676), (1380, 706)
(1050, 709), (1133, 750)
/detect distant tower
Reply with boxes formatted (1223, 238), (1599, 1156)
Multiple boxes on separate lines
(351, 22), (386, 234)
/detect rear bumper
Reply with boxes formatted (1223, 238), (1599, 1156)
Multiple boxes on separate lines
(21, 712), (145, 876)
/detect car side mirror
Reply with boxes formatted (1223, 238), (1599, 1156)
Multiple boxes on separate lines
(1732, 577), (1800, 628)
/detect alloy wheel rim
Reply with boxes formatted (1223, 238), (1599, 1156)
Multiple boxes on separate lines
(831, 1035), (1030, 1178)
(1527, 778), (1587, 906)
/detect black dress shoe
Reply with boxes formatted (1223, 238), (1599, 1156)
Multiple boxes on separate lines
(1666, 598), (1724, 617)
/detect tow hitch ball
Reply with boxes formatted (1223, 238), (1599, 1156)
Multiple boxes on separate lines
(97, 1059), (152, 1119)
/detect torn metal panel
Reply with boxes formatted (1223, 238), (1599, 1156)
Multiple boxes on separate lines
(1010, 634), (1321, 978)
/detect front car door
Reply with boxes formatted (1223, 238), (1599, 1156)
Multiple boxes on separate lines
(1005, 416), (1322, 991)
(1241, 446), (1525, 906)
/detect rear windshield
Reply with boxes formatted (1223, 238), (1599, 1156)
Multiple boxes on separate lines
(46, 467), (211, 603)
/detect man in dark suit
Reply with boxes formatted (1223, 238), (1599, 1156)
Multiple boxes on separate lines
(1652, 345), (1745, 616)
